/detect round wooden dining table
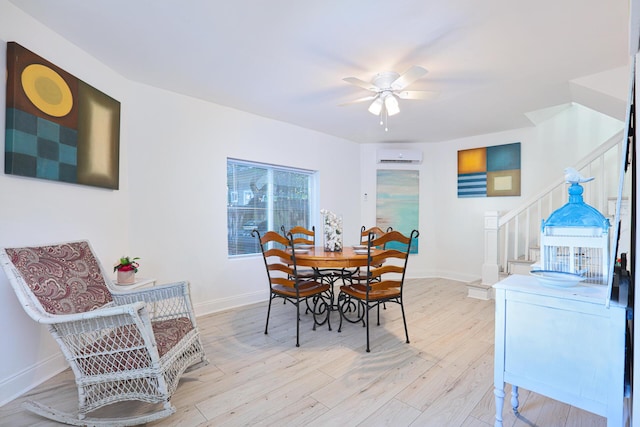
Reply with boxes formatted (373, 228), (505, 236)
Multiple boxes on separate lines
(285, 247), (373, 312)
(289, 247), (370, 268)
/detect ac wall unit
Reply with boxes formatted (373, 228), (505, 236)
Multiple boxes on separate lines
(376, 149), (423, 164)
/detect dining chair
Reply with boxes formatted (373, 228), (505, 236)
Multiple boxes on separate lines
(360, 225), (393, 245)
(282, 225), (315, 246)
(282, 225), (346, 290)
(337, 229), (419, 352)
(253, 229), (331, 347)
(281, 225), (317, 280)
(0, 240), (208, 426)
(346, 225), (394, 285)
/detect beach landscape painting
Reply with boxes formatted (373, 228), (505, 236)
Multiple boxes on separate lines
(376, 169), (419, 253)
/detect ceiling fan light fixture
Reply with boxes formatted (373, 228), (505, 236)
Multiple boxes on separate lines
(368, 97), (384, 115)
(385, 94), (400, 116)
(344, 66), (430, 125)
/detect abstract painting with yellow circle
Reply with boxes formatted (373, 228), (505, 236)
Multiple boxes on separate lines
(5, 42), (121, 189)
(457, 142), (521, 197)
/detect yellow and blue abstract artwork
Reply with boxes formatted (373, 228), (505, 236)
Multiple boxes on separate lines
(457, 142), (521, 198)
(5, 42), (121, 189)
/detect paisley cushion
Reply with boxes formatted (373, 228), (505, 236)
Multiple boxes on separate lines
(6, 241), (113, 314)
(152, 317), (194, 357)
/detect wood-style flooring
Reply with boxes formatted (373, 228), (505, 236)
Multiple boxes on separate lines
(0, 278), (606, 426)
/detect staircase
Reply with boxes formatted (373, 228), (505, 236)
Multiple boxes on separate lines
(476, 130), (628, 298)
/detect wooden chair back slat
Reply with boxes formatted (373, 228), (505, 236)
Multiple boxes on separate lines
(282, 225), (315, 246)
(360, 226), (393, 246)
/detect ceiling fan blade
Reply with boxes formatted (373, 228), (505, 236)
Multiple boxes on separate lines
(339, 95), (378, 106)
(396, 90), (439, 100)
(391, 65), (428, 90)
(343, 76), (379, 92)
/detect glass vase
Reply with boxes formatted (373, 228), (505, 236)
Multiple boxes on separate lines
(323, 213), (343, 252)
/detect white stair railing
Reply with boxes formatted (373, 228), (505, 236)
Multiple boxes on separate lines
(482, 130), (626, 285)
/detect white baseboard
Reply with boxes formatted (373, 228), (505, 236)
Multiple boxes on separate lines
(430, 269), (482, 284)
(193, 290), (266, 317)
(0, 352), (67, 407)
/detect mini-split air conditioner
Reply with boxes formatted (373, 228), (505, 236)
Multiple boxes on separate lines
(376, 149), (423, 164)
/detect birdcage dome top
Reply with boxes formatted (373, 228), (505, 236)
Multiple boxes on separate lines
(542, 183), (610, 230)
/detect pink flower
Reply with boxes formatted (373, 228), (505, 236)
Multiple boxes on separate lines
(113, 256), (140, 273)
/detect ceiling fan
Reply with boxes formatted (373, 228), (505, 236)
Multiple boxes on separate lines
(342, 65), (438, 121)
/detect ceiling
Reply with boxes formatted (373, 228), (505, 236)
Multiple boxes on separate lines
(8, 0), (631, 144)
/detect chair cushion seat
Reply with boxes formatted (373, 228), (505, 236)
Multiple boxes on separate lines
(152, 317), (194, 357)
(339, 283), (400, 300)
(272, 280), (329, 298)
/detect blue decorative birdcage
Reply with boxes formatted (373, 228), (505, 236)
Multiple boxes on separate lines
(540, 181), (610, 284)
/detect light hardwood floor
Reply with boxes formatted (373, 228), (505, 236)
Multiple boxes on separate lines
(0, 278), (606, 426)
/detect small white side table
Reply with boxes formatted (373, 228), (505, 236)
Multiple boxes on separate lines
(111, 277), (156, 290)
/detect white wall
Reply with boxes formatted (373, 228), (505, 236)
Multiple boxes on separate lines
(0, 1), (135, 404)
(360, 104), (624, 282)
(0, 0), (360, 405)
(124, 82), (361, 314)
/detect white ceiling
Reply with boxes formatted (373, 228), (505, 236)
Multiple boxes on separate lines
(8, 0), (631, 144)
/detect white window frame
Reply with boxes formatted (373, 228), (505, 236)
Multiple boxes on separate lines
(227, 158), (317, 257)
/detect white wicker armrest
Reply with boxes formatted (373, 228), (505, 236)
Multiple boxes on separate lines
(46, 303), (161, 364)
(111, 281), (195, 322)
(111, 280), (189, 301)
(27, 301), (147, 324)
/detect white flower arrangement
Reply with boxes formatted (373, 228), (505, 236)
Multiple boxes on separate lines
(320, 209), (343, 251)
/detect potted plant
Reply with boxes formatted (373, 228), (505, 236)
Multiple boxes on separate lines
(114, 256), (140, 284)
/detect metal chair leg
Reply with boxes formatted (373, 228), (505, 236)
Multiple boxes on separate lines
(295, 298), (300, 347)
(265, 294), (273, 334)
(365, 302), (371, 353)
(400, 300), (409, 344)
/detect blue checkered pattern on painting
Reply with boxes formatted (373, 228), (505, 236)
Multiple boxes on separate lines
(5, 108), (78, 183)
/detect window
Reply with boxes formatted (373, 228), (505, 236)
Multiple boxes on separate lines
(227, 158), (315, 256)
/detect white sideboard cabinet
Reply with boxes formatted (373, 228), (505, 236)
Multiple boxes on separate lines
(493, 273), (630, 426)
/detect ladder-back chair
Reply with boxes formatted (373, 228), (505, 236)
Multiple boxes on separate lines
(337, 229), (419, 352)
(346, 225), (394, 285)
(253, 229), (331, 347)
(282, 225), (315, 247)
(281, 225), (317, 280)
(359, 226), (393, 245)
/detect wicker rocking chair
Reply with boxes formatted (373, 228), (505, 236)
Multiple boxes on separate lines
(0, 240), (208, 426)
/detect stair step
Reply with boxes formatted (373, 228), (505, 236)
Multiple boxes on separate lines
(508, 259), (536, 275)
(467, 280), (493, 300)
